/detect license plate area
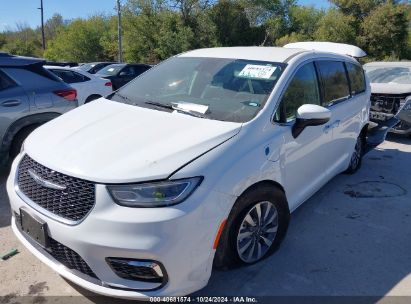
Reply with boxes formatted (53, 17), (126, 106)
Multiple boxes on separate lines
(20, 209), (49, 248)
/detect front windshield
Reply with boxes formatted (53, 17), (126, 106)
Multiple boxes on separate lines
(110, 57), (285, 123)
(98, 64), (125, 76)
(365, 66), (411, 84)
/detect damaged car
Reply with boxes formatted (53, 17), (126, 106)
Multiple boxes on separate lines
(364, 62), (411, 135)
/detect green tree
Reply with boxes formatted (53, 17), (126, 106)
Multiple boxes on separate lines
(210, 0), (263, 46)
(288, 5), (324, 39)
(359, 2), (409, 59)
(329, 0), (385, 20)
(44, 16), (114, 62)
(314, 9), (356, 44)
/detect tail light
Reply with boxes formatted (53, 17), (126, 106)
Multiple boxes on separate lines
(105, 82), (112, 87)
(54, 89), (77, 101)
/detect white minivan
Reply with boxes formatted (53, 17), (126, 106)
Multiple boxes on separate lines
(7, 42), (370, 298)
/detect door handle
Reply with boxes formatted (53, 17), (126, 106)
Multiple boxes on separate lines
(1, 99), (21, 107)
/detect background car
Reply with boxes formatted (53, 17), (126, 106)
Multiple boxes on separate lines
(364, 61), (411, 135)
(76, 62), (117, 74)
(0, 53), (77, 167)
(95, 63), (151, 90)
(45, 66), (113, 105)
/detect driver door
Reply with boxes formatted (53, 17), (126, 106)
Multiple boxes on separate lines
(273, 62), (335, 210)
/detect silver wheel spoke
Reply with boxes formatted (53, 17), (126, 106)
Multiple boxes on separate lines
(264, 226), (278, 234)
(260, 235), (273, 247)
(239, 238), (253, 254)
(245, 214), (256, 227)
(263, 210), (278, 227)
(263, 203), (272, 222)
(255, 204), (262, 226)
(247, 240), (256, 260)
(238, 230), (253, 241)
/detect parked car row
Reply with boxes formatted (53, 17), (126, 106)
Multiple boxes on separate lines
(0, 53), (77, 167)
(0, 55), (152, 168)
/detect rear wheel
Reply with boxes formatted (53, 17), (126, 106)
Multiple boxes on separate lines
(344, 133), (364, 174)
(9, 124), (40, 160)
(214, 184), (289, 269)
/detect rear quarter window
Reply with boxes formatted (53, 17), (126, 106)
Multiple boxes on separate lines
(0, 69), (17, 91)
(346, 62), (366, 95)
(317, 61), (350, 107)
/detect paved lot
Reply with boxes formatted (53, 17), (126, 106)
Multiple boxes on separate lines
(1, 135), (411, 303)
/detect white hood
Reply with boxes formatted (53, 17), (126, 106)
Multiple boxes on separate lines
(371, 83), (411, 95)
(25, 99), (241, 183)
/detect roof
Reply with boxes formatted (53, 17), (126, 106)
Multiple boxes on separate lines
(284, 42), (367, 58)
(0, 53), (45, 67)
(178, 47), (306, 63)
(364, 61), (411, 68)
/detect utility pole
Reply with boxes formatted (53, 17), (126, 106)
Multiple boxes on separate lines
(117, 0), (123, 63)
(38, 0), (46, 50)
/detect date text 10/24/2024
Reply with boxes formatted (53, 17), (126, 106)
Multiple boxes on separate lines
(150, 297), (258, 303)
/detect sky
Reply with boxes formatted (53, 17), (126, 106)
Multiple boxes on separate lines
(0, 0), (331, 32)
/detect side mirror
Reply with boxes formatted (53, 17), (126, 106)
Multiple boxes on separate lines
(292, 104), (331, 138)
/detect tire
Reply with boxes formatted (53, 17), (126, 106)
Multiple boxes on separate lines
(214, 183), (290, 269)
(84, 95), (101, 104)
(9, 124), (40, 160)
(344, 132), (365, 174)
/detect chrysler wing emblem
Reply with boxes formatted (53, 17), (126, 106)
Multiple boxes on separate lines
(28, 169), (67, 191)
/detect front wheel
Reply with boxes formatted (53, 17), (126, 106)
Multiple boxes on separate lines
(214, 184), (290, 269)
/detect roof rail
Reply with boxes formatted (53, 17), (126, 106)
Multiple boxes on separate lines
(284, 42), (367, 58)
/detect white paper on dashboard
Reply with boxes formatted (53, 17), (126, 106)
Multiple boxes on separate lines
(238, 65), (277, 79)
(172, 102), (209, 114)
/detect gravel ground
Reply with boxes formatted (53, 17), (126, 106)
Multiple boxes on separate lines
(1, 135), (411, 303)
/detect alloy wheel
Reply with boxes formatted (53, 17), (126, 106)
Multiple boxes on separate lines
(350, 137), (362, 169)
(236, 201), (278, 263)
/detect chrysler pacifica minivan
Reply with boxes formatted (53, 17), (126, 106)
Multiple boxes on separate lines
(8, 42), (370, 298)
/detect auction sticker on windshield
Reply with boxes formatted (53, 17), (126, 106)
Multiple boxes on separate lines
(238, 64), (277, 79)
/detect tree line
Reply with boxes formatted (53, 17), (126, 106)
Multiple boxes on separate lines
(0, 0), (410, 64)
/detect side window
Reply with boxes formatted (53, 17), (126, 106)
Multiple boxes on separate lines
(346, 62), (366, 95)
(51, 70), (89, 83)
(274, 62), (321, 123)
(317, 61), (350, 106)
(0, 69), (17, 91)
(121, 66), (134, 76)
(134, 65), (149, 76)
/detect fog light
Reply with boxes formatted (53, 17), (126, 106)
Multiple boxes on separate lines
(106, 258), (166, 284)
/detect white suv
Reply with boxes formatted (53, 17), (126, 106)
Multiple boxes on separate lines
(7, 43), (370, 298)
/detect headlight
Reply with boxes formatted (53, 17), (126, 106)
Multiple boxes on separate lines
(107, 177), (203, 207)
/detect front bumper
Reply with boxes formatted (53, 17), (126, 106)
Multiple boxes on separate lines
(7, 154), (235, 299)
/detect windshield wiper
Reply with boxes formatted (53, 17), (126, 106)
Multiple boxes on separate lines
(144, 100), (206, 118)
(144, 100), (174, 110)
(114, 93), (134, 103)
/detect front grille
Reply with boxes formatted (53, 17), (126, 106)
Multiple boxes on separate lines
(48, 238), (98, 279)
(17, 155), (95, 222)
(370, 93), (409, 114)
